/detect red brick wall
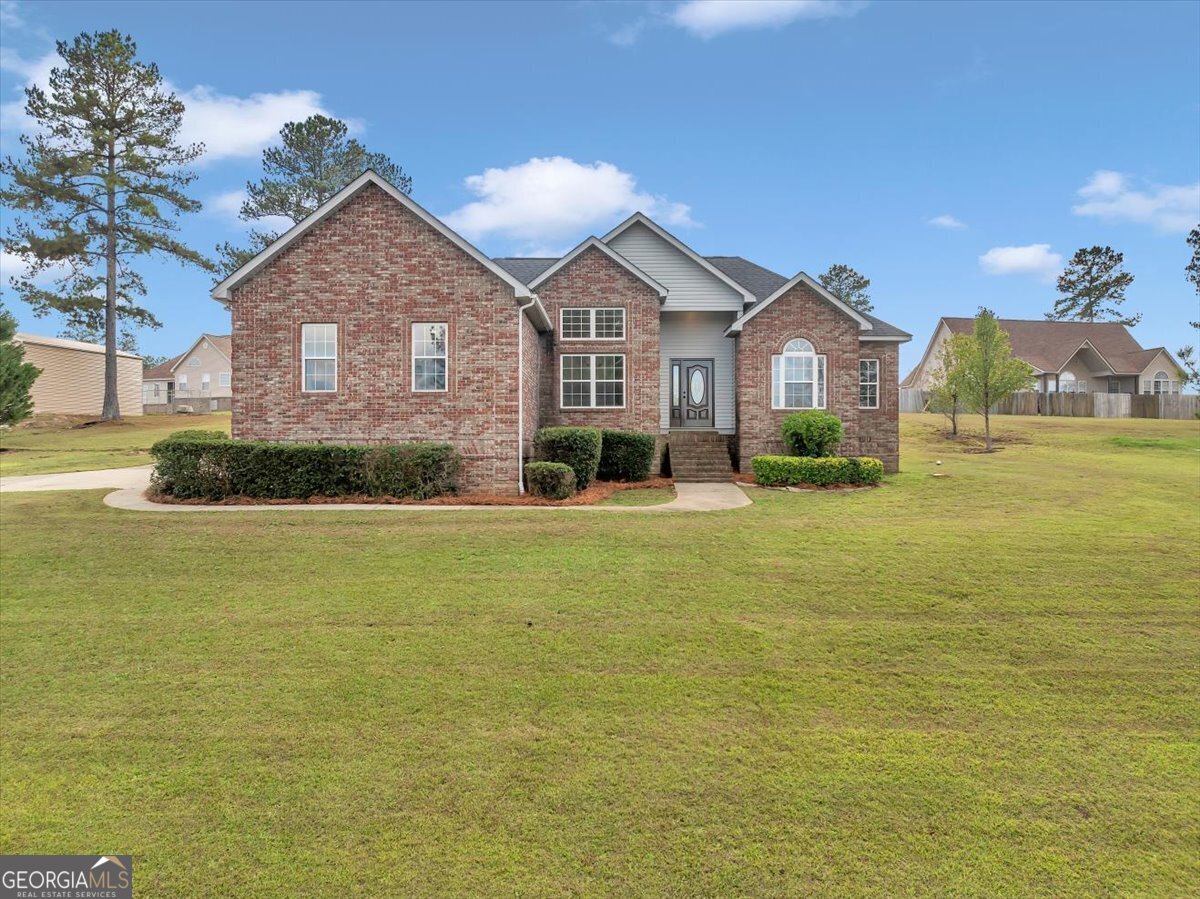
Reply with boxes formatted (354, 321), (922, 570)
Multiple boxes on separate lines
(733, 282), (901, 471)
(535, 246), (661, 433)
(229, 183), (536, 494)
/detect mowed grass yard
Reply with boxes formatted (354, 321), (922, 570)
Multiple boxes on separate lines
(1, 414), (1197, 896)
(0, 412), (231, 477)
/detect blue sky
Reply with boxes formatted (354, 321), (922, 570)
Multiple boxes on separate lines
(1, 0), (1198, 376)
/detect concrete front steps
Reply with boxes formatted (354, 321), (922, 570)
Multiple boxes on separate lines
(667, 430), (734, 482)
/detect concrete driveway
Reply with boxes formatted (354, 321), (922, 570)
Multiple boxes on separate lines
(0, 465), (153, 493)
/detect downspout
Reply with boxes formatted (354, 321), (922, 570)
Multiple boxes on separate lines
(516, 294), (539, 495)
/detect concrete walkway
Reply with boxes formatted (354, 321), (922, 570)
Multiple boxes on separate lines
(1, 465), (751, 513)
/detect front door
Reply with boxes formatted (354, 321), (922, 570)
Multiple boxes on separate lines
(671, 359), (714, 428)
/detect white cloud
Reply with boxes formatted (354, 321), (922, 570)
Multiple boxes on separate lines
(1071, 169), (1200, 234)
(443, 156), (695, 246)
(0, 47), (334, 162)
(206, 189), (292, 234)
(928, 214), (966, 230)
(979, 244), (1062, 282)
(609, 19), (648, 47)
(670, 0), (865, 39)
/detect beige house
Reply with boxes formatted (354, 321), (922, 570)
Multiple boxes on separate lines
(903, 318), (1187, 395)
(15, 332), (143, 417)
(143, 334), (232, 413)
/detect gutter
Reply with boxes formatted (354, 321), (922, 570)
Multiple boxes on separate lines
(516, 294), (540, 495)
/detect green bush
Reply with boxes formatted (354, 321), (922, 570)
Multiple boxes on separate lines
(150, 436), (460, 501)
(167, 428), (228, 441)
(524, 461), (577, 500)
(533, 426), (602, 489)
(781, 410), (844, 457)
(598, 430), (656, 481)
(751, 455), (884, 487)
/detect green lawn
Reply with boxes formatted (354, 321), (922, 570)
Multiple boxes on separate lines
(1, 414), (1197, 896)
(0, 412), (231, 477)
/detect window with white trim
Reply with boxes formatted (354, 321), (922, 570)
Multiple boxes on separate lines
(1150, 370), (1174, 395)
(412, 322), (448, 392)
(201, 373), (211, 392)
(561, 354), (624, 408)
(219, 372), (231, 387)
(859, 359), (879, 409)
(1058, 371), (1076, 393)
(559, 307), (625, 340)
(771, 339), (826, 409)
(301, 323), (337, 392)
(178, 374), (188, 391)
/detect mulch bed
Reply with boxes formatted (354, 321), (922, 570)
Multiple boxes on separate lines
(147, 476), (676, 508)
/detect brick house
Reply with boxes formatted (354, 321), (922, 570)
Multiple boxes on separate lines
(212, 172), (911, 494)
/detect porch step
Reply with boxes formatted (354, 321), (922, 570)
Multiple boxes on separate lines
(667, 431), (733, 482)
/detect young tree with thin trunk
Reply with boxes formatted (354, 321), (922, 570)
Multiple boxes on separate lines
(1, 31), (211, 420)
(217, 115), (412, 275)
(818, 263), (873, 313)
(1047, 246), (1139, 325)
(957, 309), (1035, 451)
(927, 332), (970, 435)
(0, 305), (41, 426)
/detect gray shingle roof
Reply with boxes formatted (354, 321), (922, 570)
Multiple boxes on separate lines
(494, 253), (909, 339)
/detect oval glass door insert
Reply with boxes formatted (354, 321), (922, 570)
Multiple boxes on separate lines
(689, 369), (705, 404)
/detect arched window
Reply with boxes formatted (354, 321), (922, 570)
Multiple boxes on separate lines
(771, 338), (826, 409)
(1058, 371), (1076, 394)
(1152, 370), (1171, 394)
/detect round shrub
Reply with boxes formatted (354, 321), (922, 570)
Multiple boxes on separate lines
(598, 430), (656, 481)
(524, 461), (577, 500)
(781, 410), (844, 457)
(533, 426), (602, 489)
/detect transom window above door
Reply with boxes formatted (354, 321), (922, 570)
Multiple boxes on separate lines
(771, 338), (826, 409)
(412, 322), (448, 392)
(560, 308), (625, 341)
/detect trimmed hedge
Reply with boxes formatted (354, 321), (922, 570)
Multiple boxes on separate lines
(150, 436), (460, 501)
(781, 410), (844, 457)
(167, 428), (228, 442)
(598, 430), (656, 481)
(524, 461), (576, 500)
(751, 455), (884, 487)
(533, 426), (602, 489)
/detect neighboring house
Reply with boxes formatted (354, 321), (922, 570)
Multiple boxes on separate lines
(142, 334), (233, 413)
(14, 333), (142, 417)
(210, 171), (911, 494)
(903, 318), (1187, 395)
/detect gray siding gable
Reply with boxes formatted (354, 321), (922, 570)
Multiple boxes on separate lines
(606, 223), (744, 312)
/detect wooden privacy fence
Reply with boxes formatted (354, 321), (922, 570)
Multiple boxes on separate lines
(899, 389), (1199, 420)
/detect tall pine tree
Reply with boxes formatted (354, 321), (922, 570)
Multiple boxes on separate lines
(1, 31), (211, 419)
(0, 304), (41, 426)
(1047, 246), (1139, 326)
(218, 115), (412, 275)
(818, 263), (873, 313)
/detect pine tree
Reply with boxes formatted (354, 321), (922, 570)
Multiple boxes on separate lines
(1047, 246), (1139, 325)
(817, 263), (873, 313)
(0, 305), (41, 425)
(218, 115), (412, 275)
(1, 31), (211, 420)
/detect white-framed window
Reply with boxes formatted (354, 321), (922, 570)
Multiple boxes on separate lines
(178, 374), (188, 391)
(219, 372), (231, 388)
(559, 307), (625, 341)
(412, 322), (448, 392)
(201, 373), (211, 392)
(771, 338), (826, 409)
(561, 354), (625, 408)
(1150, 370), (1175, 395)
(1058, 371), (1076, 393)
(301, 323), (337, 392)
(859, 359), (880, 409)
